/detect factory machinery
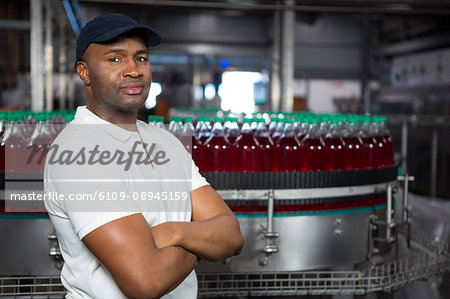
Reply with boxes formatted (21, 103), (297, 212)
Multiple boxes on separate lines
(0, 163), (448, 297)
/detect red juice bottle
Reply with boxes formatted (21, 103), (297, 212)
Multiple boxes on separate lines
(268, 116), (278, 136)
(323, 117), (346, 170)
(342, 116), (364, 170)
(203, 117), (231, 172)
(254, 118), (273, 171)
(359, 116), (378, 169)
(26, 114), (54, 172)
(371, 116), (388, 168)
(195, 116), (212, 144)
(233, 118), (261, 172)
(2, 113), (28, 172)
(273, 118), (300, 172)
(181, 117), (204, 171)
(271, 118), (284, 144)
(299, 118), (325, 171)
(225, 117), (240, 145)
(380, 116), (394, 166)
(0, 112), (7, 171)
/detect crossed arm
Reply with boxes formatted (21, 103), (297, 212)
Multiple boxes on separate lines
(82, 185), (244, 299)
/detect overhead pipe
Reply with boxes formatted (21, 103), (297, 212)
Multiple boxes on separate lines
(81, 0), (450, 15)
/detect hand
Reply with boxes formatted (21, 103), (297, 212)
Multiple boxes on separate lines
(151, 222), (181, 249)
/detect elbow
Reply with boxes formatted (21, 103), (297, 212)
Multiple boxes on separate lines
(120, 275), (167, 299)
(227, 215), (245, 257)
(232, 230), (244, 256)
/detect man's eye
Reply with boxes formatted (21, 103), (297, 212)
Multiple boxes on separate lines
(108, 57), (120, 63)
(137, 57), (147, 62)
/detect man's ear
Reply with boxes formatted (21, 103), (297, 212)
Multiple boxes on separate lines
(76, 61), (91, 86)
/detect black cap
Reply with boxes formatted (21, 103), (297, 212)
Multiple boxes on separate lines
(75, 13), (161, 69)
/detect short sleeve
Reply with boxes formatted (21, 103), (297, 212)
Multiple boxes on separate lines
(191, 160), (209, 191)
(44, 137), (140, 240)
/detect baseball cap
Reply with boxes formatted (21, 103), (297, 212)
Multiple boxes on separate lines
(75, 13), (161, 69)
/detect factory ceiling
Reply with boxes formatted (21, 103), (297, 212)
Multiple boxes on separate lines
(80, 0), (450, 15)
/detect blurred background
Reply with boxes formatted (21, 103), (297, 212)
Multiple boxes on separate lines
(0, 1), (449, 298)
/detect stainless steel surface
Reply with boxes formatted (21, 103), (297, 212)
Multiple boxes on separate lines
(196, 249), (448, 296)
(58, 12), (67, 111)
(217, 182), (395, 200)
(430, 129), (438, 198)
(401, 119), (408, 174)
(280, 0), (295, 112)
(45, 0), (53, 112)
(0, 218), (60, 275)
(30, 0), (44, 112)
(386, 183), (393, 242)
(263, 189), (279, 256)
(198, 207), (386, 272)
(270, 10), (281, 112)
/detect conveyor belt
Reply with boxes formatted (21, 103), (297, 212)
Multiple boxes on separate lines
(201, 165), (398, 190)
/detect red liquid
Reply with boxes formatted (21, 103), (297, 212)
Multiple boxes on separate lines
(374, 135), (387, 167)
(343, 137), (363, 170)
(7, 144), (27, 172)
(384, 134), (394, 166)
(299, 137), (325, 171)
(191, 137), (205, 172)
(227, 135), (238, 145)
(271, 133), (281, 144)
(255, 136), (273, 172)
(0, 144), (4, 171)
(273, 136), (299, 172)
(199, 134), (210, 144)
(323, 137), (346, 170)
(25, 145), (49, 172)
(203, 135), (231, 172)
(361, 136), (378, 169)
(297, 133), (306, 144)
(233, 132), (261, 172)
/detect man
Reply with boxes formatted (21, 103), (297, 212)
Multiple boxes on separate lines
(44, 14), (243, 299)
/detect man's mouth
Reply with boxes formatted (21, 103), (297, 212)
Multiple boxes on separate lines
(120, 84), (144, 95)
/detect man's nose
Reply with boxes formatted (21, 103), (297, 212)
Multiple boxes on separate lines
(122, 59), (142, 78)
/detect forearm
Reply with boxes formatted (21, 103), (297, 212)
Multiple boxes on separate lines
(116, 245), (198, 299)
(172, 214), (243, 262)
(150, 245), (198, 296)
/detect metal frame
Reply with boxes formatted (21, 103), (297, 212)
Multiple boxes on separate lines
(0, 231), (447, 297)
(1, 179), (446, 297)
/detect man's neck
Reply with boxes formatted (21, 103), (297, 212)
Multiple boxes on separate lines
(86, 103), (138, 131)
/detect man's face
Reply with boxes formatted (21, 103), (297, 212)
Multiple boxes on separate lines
(79, 35), (151, 114)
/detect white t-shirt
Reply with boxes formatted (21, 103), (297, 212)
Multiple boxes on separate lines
(44, 106), (208, 299)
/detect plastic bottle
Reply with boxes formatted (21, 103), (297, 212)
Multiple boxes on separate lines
(0, 112), (7, 171)
(196, 116), (212, 144)
(254, 118), (273, 171)
(168, 116), (183, 138)
(342, 116), (364, 170)
(371, 116), (388, 168)
(180, 117), (204, 171)
(203, 117), (231, 172)
(273, 118), (300, 172)
(1, 113), (27, 172)
(359, 116), (378, 169)
(271, 118), (284, 144)
(323, 117), (346, 170)
(26, 114), (54, 172)
(225, 117), (240, 145)
(379, 116), (394, 166)
(233, 118), (261, 172)
(268, 116), (278, 136)
(155, 116), (166, 130)
(299, 118), (325, 171)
